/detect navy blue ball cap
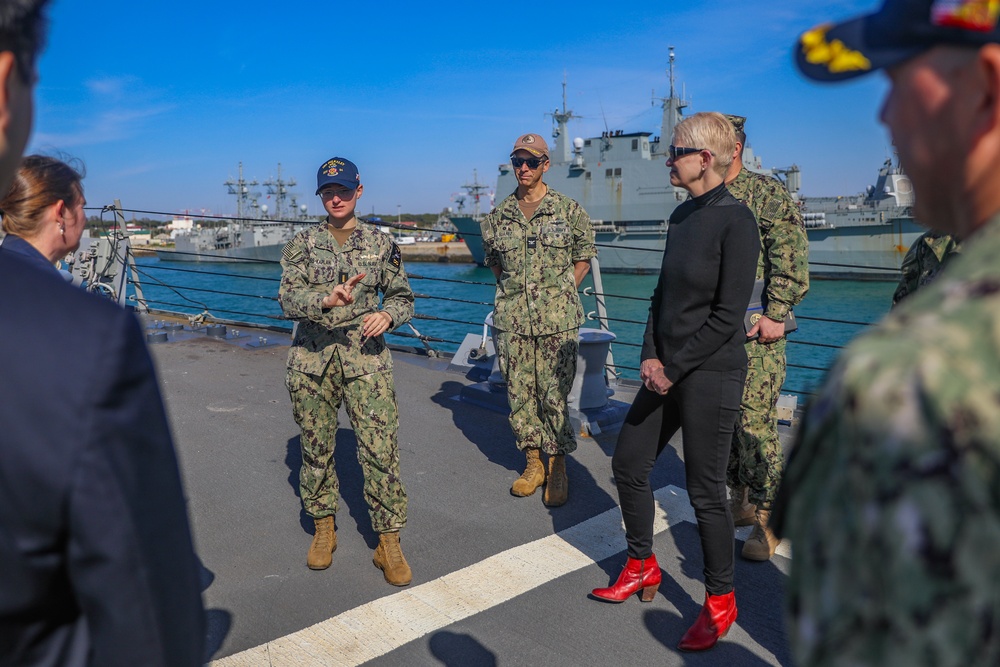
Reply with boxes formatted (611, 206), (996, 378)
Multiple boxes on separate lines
(796, 0), (1000, 83)
(316, 157), (360, 194)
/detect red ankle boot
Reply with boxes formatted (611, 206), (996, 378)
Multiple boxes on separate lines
(591, 555), (662, 602)
(677, 590), (737, 651)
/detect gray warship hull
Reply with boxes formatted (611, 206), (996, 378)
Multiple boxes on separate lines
(158, 162), (313, 263)
(804, 217), (923, 280)
(455, 215), (921, 280)
(455, 202), (920, 280)
(157, 221), (311, 263)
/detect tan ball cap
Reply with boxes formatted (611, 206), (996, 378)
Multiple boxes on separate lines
(511, 133), (549, 158)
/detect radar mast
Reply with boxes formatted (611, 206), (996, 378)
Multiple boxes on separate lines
(547, 72), (579, 164)
(657, 46), (689, 152)
(224, 163), (260, 220)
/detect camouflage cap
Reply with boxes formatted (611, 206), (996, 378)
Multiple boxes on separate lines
(724, 114), (746, 135)
(511, 133), (549, 158)
(795, 0), (1000, 83)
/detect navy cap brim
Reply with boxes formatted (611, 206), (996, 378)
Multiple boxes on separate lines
(316, 180), (360, 194)
(315, 179), (359, 195)
(794, 15), (925, 83)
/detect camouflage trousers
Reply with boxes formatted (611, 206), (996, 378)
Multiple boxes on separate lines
(727, 339), (787, 509)
(286, 365), (407, 533)
(495, 329), (578, 455)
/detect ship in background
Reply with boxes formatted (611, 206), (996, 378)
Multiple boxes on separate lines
(157, 163), (314, 263)
(798, 157), (921, 279)
(452, 48), (920, 280)
(451, 46), (777, 273)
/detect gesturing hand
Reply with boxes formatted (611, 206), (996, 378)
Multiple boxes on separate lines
(322, 273), (365, 308)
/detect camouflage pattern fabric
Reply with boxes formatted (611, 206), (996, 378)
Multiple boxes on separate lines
(773, 213), (1000, 667)
(279, 221), (414, 378)
(727, 340), (787, 506)
(278, 221), (413, 531)
(727, 169), (809, 323)
(481, 188), (595, 453)
(496, 329), (579, 455)
(726, 168), (809, 508)
(287, 367), (406, 531)
(480, 188), (596, 336)
(891, 230), (961, 306)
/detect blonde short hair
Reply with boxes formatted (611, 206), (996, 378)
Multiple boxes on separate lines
(672, 112), (736, 177)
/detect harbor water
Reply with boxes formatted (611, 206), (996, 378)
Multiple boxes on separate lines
(131, 256), (896, 397)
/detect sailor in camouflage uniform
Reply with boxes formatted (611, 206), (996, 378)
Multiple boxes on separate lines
(723, 114), (809, 561)
(772, 2), (1000, 664)
(891, 229), (961, 306)
(279, 157), (415, 586)
(481, 133), (596, 507)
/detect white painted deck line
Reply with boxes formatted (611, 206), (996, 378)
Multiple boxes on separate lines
(211, 484), (790, 666)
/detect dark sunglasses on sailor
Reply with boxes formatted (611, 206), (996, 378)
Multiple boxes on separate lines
(319, 187), (357, 200)
(510, 156), (547, 169)
(667, 145), (706, 161)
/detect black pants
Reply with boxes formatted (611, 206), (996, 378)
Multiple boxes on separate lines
(612, 367), (745, 595)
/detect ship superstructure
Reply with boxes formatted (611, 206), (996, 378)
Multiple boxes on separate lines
(455, 48), (918, 279)
(163, 163), (313, 262)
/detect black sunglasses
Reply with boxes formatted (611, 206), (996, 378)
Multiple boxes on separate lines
(510, 156), (547, 169)
(668, 145), (706, 160)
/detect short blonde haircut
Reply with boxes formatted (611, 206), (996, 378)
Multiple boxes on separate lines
(672, 112), (736, 177)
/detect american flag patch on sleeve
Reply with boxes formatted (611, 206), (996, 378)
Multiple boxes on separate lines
(282, 242), (303, 263)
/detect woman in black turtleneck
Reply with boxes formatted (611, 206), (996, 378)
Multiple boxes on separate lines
(591, 112), (760, 652)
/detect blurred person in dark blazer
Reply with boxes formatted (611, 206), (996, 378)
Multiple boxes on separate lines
(0, 2), (206, 665)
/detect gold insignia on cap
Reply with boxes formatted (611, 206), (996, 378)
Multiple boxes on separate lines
(932, 0), (1000, 31)
(322, 158), (346, 177)
(522, 135), (535, 144)
(800, 25), (872, 74)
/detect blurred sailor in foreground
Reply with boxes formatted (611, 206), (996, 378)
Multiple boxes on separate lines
(774, 1), (1000, 665)
(0, 2), (206, 664)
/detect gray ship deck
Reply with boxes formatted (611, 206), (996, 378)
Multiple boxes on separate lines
(150, 320), (794, 666)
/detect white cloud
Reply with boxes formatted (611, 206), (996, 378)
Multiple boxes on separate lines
(32, 103), (177, 148)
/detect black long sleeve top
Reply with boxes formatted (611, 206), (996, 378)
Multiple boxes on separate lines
(641, 181), (761, 383)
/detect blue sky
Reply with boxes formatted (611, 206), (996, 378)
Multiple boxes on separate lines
(31, 0), (890, 220)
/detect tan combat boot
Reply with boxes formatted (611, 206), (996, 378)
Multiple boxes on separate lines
(511, 448), (545, 497)
(307, 515), (337, 570)
(729, 485), (757, 527)
(373, 531), (412, 586)
(741, 509), (781, 561)
(543, 454), (568, 507)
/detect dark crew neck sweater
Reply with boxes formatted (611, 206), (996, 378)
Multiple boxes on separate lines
(641, 181), (760, 383)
